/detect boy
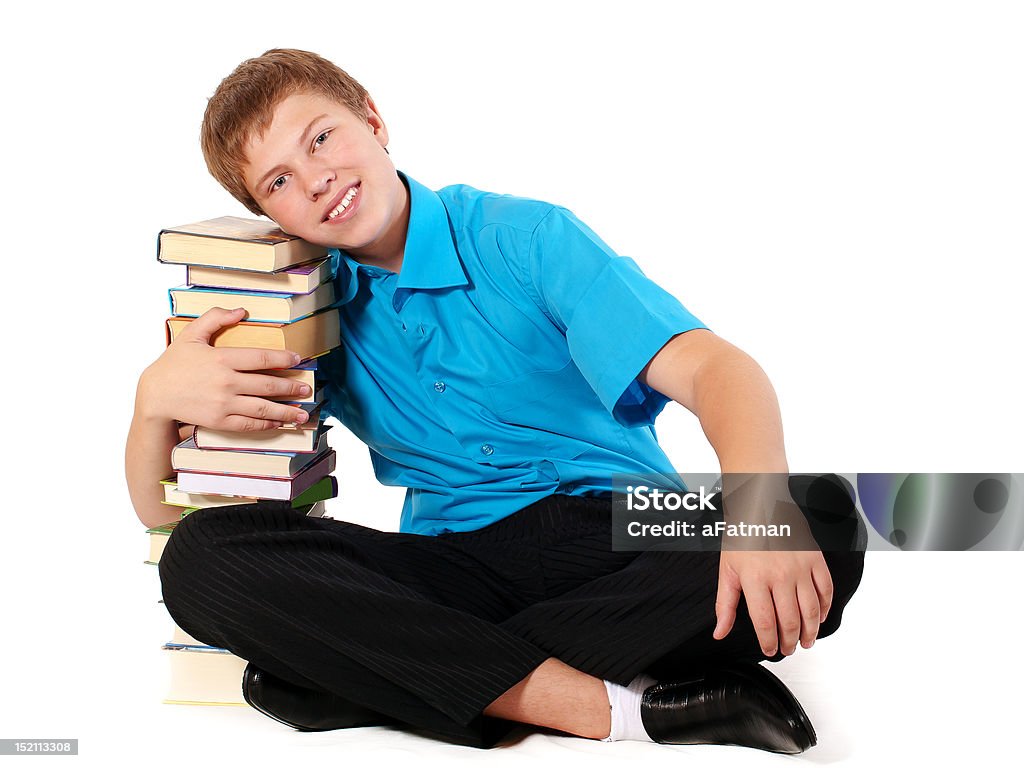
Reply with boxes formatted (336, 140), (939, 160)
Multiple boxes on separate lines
(126, 49), (865, 751)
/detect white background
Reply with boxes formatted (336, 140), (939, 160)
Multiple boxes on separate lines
(1, 1), (1021, 765)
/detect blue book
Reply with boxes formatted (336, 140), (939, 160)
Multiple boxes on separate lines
(169, 281), (335, 323)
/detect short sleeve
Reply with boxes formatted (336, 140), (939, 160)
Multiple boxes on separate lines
(525, 206), (708, 427)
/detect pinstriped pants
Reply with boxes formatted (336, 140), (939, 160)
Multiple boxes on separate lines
(158, 480), (866, 747)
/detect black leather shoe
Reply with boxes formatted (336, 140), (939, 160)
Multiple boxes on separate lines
(640, 663), (817, 753)
(242, 663), (395, 731)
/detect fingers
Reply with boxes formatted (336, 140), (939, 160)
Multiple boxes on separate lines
(218, 414), (286, 433)
(797, 577), (821, 649)
(744, 582), (779, 657)
(179, 307), (248, 344)
(231, 395), (311, 427)
(234, 372), (312, 402)
(773, 585), (803, 656)
(713, 573), (741, 641)
(220, 347), (305, 372)
(812, 558), (834, 625)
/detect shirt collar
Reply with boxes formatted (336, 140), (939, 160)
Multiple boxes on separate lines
(328, 171), (468, 308)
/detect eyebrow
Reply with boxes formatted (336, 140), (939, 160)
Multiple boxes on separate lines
(254, 113), (329, 192)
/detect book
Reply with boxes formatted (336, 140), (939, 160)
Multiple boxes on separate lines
(162, 645), (248, 706)
(160, 474), (337, 509)
(169, 281), (336, 324)
(287, 476), (338, 508)
(194, 413), (323, 453)
(187, 257), (332, 294)
(166, 309), (340, 361)
(145, 521), (178, 565)
(158, 217), (327, 273)
(172, 428), (331, 476)
(175, 449), (336, 501)
(161, 480), (256, 509)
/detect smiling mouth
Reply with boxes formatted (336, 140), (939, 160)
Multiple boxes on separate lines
(324, 183), (361, 222)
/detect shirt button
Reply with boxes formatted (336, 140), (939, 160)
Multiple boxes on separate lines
(433, 381), (446, 393)
(401, 322), (407, 332)
(480, 444), (494, 456)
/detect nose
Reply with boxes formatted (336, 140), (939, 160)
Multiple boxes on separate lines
(305, 167), (336, 201)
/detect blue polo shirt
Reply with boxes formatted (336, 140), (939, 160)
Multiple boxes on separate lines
(319, 172), (708, 535)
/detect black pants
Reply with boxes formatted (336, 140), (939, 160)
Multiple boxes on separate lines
(159, 475), (866, 747)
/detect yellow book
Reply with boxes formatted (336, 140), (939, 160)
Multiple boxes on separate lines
(158, 216), (327, 272)
(162, 647), (248, 706)
(166, 309), (340, 361)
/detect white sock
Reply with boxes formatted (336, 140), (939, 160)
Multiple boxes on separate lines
(601, 673), (658, 742)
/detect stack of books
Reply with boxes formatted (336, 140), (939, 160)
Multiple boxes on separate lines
(146, 215), (341, 706)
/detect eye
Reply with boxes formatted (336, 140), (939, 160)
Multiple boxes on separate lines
(313, 130), (330, 149)
(269, 175), (288, 193)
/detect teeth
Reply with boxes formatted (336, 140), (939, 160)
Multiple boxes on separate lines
(327, 185), (360, 219)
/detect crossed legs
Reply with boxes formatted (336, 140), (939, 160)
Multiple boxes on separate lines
(159, 481), (865, 746)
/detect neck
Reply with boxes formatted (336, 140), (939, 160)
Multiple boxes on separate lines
(346, 173), (410, 274)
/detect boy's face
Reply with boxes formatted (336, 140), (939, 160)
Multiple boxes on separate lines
(243, 92), (407, 260)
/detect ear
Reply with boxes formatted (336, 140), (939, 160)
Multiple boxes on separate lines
(364, 94), (389, 149)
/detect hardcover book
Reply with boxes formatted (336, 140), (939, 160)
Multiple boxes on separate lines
(162, 645), (249, 706)
(158, 217), (327, 272)
(160, 479), (255, 509)
(172, 428), (331, 476)
(174, 450), (337, 501)
(166, 309), (340, 361)
(160, 474), (337, 509)
(168, 281), (336, 323)
(194, 413), (324, 453)
(145, 521), (178, 565)
(186, 256), (332, 294)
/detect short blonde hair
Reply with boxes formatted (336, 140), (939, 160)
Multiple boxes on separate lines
(201, 48), (369, 215)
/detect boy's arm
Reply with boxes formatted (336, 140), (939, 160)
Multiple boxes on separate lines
(125, 406), (193, 530)
(516, 206), (828, 655)
(639, 329), (833, 658)
(124, 308), (314, 529)
(639, 329), (788, 472)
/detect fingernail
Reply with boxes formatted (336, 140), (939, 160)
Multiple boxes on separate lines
(299, 384), (311, 395)
(296, 412), (309, 423)
(291, 354), (301, 365)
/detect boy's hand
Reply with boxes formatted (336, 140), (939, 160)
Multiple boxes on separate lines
(713, 548), (833, 657)
(137, 307), (312, 432)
